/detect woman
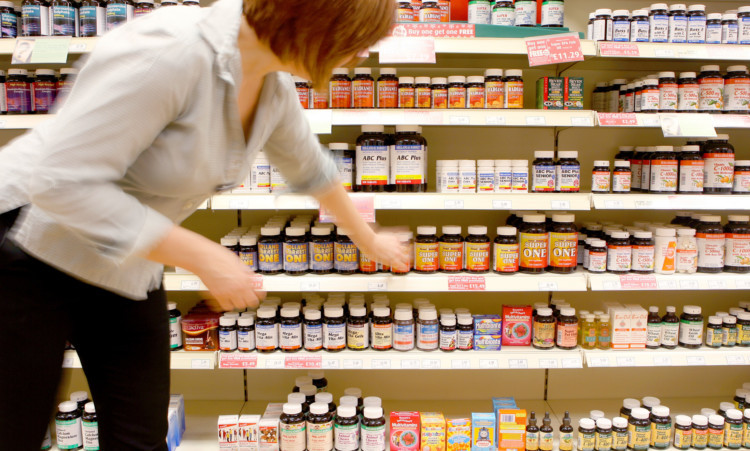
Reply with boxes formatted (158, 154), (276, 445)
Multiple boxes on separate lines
(0, 0), (402, 448)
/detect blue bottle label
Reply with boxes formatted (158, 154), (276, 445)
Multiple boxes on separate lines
(334, 242), (359, 272)
(1, 11), (17, 37)
(33, 80), (56, 113)
(79, 6), (102, 37)
(6, 81), (30, 114)
(283, 242), (309, 272)
(258, 242), (282, 272)
(52, 5), (75, 36)
(105, 3), (130, 31)
(22, 4), (49, 36)
(309, 241), (334, 271)
(239, 250), (258, 272)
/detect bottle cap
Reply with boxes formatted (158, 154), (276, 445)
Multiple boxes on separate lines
(658, 71), (675, 79)
(58, 401), (78, 413)
(511, 159), (529, 167)
(339, 396), (358, 407)
(467, 76), (484, 84)
(337, 405), (357, 417)
(354, 67), (372, 75)
(415, 76), (431, 84)
(295, 376), (313, 388)
(364, 407), (383, 419)
(709, 415), (725, 426)
(683, 305), (702, 315)
(220, 316), (237, 326)
(468, 225), (487, 235)
(534, 151), (555, 159)
(701, 64), (721, 73)
(590, 410), (605, 420)
(558, 151), (578, 159)
(364, 396), (382, 408)
(536, 307), (553, 316)
(309, 402), (329, 415)
(595, 8), (613, 15)
(505, 69), (523, 77)
(344, 387), (362, 398)
(497, 226), (517, 236)
(361, 125), (385, 133)
(552, 214), (575, 223)
(675, 415), (691, 427)
(709, 316), (722, 325)
(693, 414), (708, 426)
(631, 408), (650, 420)
(315, 392), (333, 404)
(623, 398), (640, 410)
(324, 306), (344, 317)
(283, 403), (302, 415)
(560, 307), (576, 316)
(642, 396), (660, 407)
(653, 406), (670, 417)
(304, 309), (321, 321)
(398, 76), (414, 85)
(442, 225), (462, 235)
(431, 77), (447, 85)
(485, 69), (503, 77)
(394, 309), (413, 321)
(651, 3), (668, 9)
(373, 306), (391, 317)
(724, 316), (737, 325)
(380, 68), (396, 76)
(613, 9), (630, 16)
(84, 402), (95, 414)
(727, 409), (743, 420)
(707, 12), (722, 20)
(594, 160), (610, 167)
(596, 418), (612, 429)
(448, 75), (466, 84)
(419, 309), (438, 321)
(417, 226), (437, 236)
(523, 214), (546, 224)
(288, 392), (306, 405)
(611, 231), (630, 239)
(613, 417), (628, 428)
(260, 227), (280, 236)
(395, 125), (420, 133)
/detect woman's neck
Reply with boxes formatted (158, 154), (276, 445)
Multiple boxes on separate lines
(237, 20), (290, 77)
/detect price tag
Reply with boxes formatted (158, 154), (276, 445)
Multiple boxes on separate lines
(653, 48), (675, 57)
(448, 275), (486, 291)
(343, 359), (364, 369)
(219, 354), (258, 369)
(508, 359), (528, 369)
(180, 279), (201, 290)
(550, 200), (570, 209)
(265, 359), (284, 369)
(449, 116), (470, 125)
(597, 113), (638, 126)
(526, 116), (546, 126)
(304, 199), (320, 209)
(619, 274), (658, 290)
(657, 280), (679, 290)
(378, 37), (436, 64)
(726, 355), (746, 365)
(300, 280), (321, 291)
(371, 359), (392, 369)
(562, 358), (582, 369)
(400, 359), (420, 369)
(653, 355), (673, 366)
(598, 42), (640, 57)
(588, 356), (611, 367)
(479, 359), (500, 369)
(525, 33), (584, 67)
(451, 359), (471, 369)
(62, 357), (75, 368)
(486, 116), (506, 125)
(616, 356), (637, 367)
(285, 355), (322, 369)
(634, 200), (654, 209)
(13, 37), (71, 65)
(538, 359), (559, 369)
(680, 280), (699, 290)
(251, 275), (263, 290)
(708, 280), (728, 290)
(0, 120), (7, 129)
(422, 359), (441, 369)
(228, 198), (251, 209)
(367, 281), (388, 291)
(686, 355), (706, 366)
(444, 199), (465, 209)
(603, 200), (625, 209)
(492, 200), (513, 210)
(735, 279), (750, 289)
(538, 281), (559, 291)
(660, 113), (717, 138)
(380, 198), (403, 209)
(322, 359), (340, 369)
(602, 280), (621, 290)
(69, 42), (87, 52)
(571, 116), (594, 127)
(191, 359), (212, 369)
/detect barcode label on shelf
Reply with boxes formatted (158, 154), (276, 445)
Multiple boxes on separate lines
(449, 116), (470, 125)
(62, 357), (75, 368)
(550, 200), (570, 209)
(191, 359), (211, 369)
(526, 116), (546, 126)
(571, 117), (594, 127)
(371, 359), (391, 369)
(451, 359), (471, 369)
(602, 280), (621, 290)
(680, 280), (699, 290)
(486, 116), (506, 125)
(285, 355), (322, 369)
(735, 279), (750, 289)
(686, 355), (706, 366)
(228, 198), (251, 209)
(343, 359), (364, 369)
(603, 200), (624, 209)
(322, 359), (340, 369)
(400, 359), (420, 369)
(367, 281), (388, 291)
(588, 356), (610, 367)
(653, 356), (672, 366)
(538, 359), (558, 368)
(379, 198), (403, 209)
(562, 358), (582, 368)
(479, 359), (499, 369)
(653, 48), (675, 57)
(492, 200), (513, 209)
(538, 281), (558, 291)
(265, 359), (284, 369)
(422, 359), (441, 369)
(508, 359), (528, 369)
(634, 200), (654, 209)
(180, 279), (201, 290)
(641, 116), (661, 127)
(708, 280), (728, 289)
(444, 199), (465, 209)
(726, 355), (746, 365)
(657, 280), (679, 290)
(616, 356), (636, 367)
(69, 42), (87, 52)
(300, 280), (321, 291)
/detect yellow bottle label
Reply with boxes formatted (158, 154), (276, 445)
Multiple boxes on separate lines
(595, 432), (612, 450)
(613, 431), (628, 450)
(414, 242), (439, 272)
(526, 432), (539, 451)
(744, 423), (750, 448)
(693, 429), (708, 448)
(708, 429), (724, 448)
(560, 432), (574, 451)
(725, 424), (742, 448)
(651, 423), (672, 448)
(674, 429), (692, 449)
(540, 432), (554, 451)
(628, 424), (650, 450)
(578, 431), (595, 451)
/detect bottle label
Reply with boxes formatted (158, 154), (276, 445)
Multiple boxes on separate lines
(703, 153), (734, 189)
(674, 429), (692, 449)
(460, 168), (476, 192)
(82, 420), (99, 450)
(613, 19), (630, 41)
(392, 144), (425, 185)
(485, 81), (505, 108)
(105, 3), (130, 31)
(650, 14), (670, 42)
(708, 430), (724, 449)
(520, 232), (548, 269)
(6, 81), (31, 114)
(607, 245), (632, 272)
(347, 322), (368, 350)
(560, 432), (574, 451)
(313, 90), (329, 109)
(723, 23), (739, 44)
(725, 424), (742, 448)
(398, 87), (415, 108)
(733, 170), (750, 193)
(361, 423), (386, 451)
(415, 242), (439, 272)
(324, 322), (346, 350)
(532, 163), (555, 192)
(477, 167), (494, 192)
(706, 22), (722, 43)
(631, 159), (642, 189)
(420, 5), (442, 22)
(632, 245), (655, 272)
(741, 16), (750, 44)
(588, 251), (607, 273)
(706, 327), (722, 347)
(540, 432), (554, 451)
(467, 86), (485, 108)
(457, 329), (473, 350)
(335, 422), (359, 451)
(527, 431), (540, 451)
(55, 418), (83, 449)
(679, 319), (704, 346)
(697, 233), (726, 268)
(592, 170), (611, 192)
(279, 323), (302, 351)
(613, 171), (631, 192)
(219, 329), (237, 351)
(679, 160), (704, 192)
(309, 241), (334, 271)
(250, 161), (271, 191)
(280, 421), (306, 451)
(693, 428), (708, 448)
(660, 322), (679, 347)
(613, 431), (628, 450)
(724, 79), (750, 112)
(659, 83), (678, 111)
(514, 1), (537, 26)
(334, 241), (359, 272)
(512, 169), (528, 192)
(22, 4), (50, 36)
(632, 20), (650, 41)
(688, 17), (707, 43)
(465, 242), (490, 271)
(439, 328), (457, 350)
(723, 325), (738, 346)
(238, 329), (255, 351)
(738, 323), (750, 346)
(678, 83), (700, 111)
(0, 11), (16, 38)
(491, 6), (515, 26)
(628, 424), (651, 450)
(533, 320), (555, 348)
(440, 242), (464, 271)
(304, 323), (323, 351)
(578, 431), (595, 451)
(646, 323), (662, 347)
(52, 5), (75, 36)
(432, 88), (448, 108)
(725, 233), (750, 267)
(699, 79), (725, 111)
(505, 81), (524, 108)
(271, 165), (288, 192)
(240, 250), (259, 272)
(549, 232), (578, 268)
(556, 322), (578, 348)
(256, 323), (278, 351)
(641, 88), (660, 111)
(259, 242), (282, 272)
(359, 253), (378, 273)
(333, 150), (354, 190)
(651, 422), (672, 448)
(417, 322), (439, 350)
(656, 239), (676, 273)
(283, 242), (309, 272)
(493, 242), (519, 273)
(556, 164), (580, 192)
(670, 15), (688, 42)
(396, 6), (415, 22)
(377, 80), (398, 108)
(372, 323), (393, 350)
(169, 316), (182, 349)
(541, 1), (564, 27)
(307, 420), (334, 451)
(596, 432), (613, 451)
(330, 80), (352, 108)
(676, 247), (698, 273)
(393, 322), (415, 350)
(416, 87), (432, 108)
(448, 86), (467, 108)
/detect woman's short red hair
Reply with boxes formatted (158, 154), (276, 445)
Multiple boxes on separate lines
(245, 0), (395, 88)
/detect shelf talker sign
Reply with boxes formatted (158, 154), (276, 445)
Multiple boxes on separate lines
(13, 37), (71, 64)
(319, 195), (375, 223)
(525, 33), (584, 67)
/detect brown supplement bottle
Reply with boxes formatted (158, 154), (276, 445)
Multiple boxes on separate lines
(532, 307), (555, 349)
(613, 161), (632, 193)
(307, 402), (334, 451)
(329, 68), (352, 109)
(465, 225), (491, 273)
(724, 215), (750, 273)
(628, 408), (652, 451)
(447, 76), (467, 108)
(392, 125), (426, 193)
(347, 305), (369, 351)
(697, 216), (725, 273)
(415, 225), (439, 274)
(548, 214), (578, 274)
(415, 77), (432, 108)
(371, 307), (393, 351)
(431, 77), (448, 109)
(352, 68), (375, 109)
(612, 417), (629, 451)
(693, 415), (709, 450)
(708, 415), (725, 450)
(673, 415), (692, 450)
(355, 125), (389, 193)
(703, 135), (735, 194)
(607, 231), (632, 274)
(361, 407), (386, 450)
(650, 406), (672, 449)
(376, 68), (398, 109)
(484, 68), (504, 109)
(519, 214), (549, 274)
(398, 76), (416, 108)
(280, 403), (306, 451)
(334, 405), (359, 451)
(279, 308), (303, 353)
(493, 226), (519, 274)
(439, 225), (464, 273)
(678, 305), (704, 349)
(556, 307), (578, 350)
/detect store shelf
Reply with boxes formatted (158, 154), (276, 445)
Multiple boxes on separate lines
(592, 194), (750, 210)
(163, 270), (589, 293)
(176, 400), (246, 451)
(583, 348), (750, 368)
(588, 272), (750, 291)
(0, 37), (97, 56)
(596, 112), (750, 129)
(62, 350), (218, 370)
(219, 348), (583, 370)
(211, 192), (591, 211)
(597, 41), (750, 62)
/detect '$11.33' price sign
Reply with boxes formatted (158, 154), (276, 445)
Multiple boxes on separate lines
(525, 33), (585, 67)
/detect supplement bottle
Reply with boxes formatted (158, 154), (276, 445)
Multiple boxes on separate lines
(612, 161), (631, 193)
(308, 402), (334, 451)
(678, 145), (704, 193)
(653, 228), (676, 274)
(352, 68), (374, 108)
(397, 77), (415, 108)
(82, 402), (98, 451)
(646, 306), (662, 349)
(105, 0), (134, 31)
(597, 314), (612, 349)
(580, 314), (597, 350)
(168, 302), (183, 351)
(592, 82), (608, 111)
(556, 307), (578, 350)
(504, 70), (524, 108)
(334, 406), (359, 451)
(493, 226), (519, 274)
(237, 317), (255, 352)
(679, 305), (704, 349)
(22, 0), (50, 36)
(725, 409), (743, 449)
(457, 313), (474, 350)
(723, 315), (738, 347)
(591, 161), (611, 193)
(612, 417), (628, 451)
(6, 69), (30, 115)
(533, 307), (555, 349)
(219, 316), (238, 352)
(323, 306), (346, 352)
(420, 0), (442, 22)
(612, 10), (630, 41)
(32, 68), (56, 114)
(361, 407), (386, 451)
(284, 227), (309, 275)
(485, 69), (504, 108)
(447, 76), (466, 108)
(724, 66), (750, 114)
(675, 228), (698, 274)
(699, 66), (725, 113)
(709, 415), (725, 450)
(541, 0), (564, 27)
(693, 415), (709, 450)
(280, 308), (303, 353)
(512, 159), (529, 192)
(392, 125), (425, 192)
(376, 68), (398, 108)
(51, 0), (75, 36)
(526, 412), (540, 451)
(304, 309), (323, 352)
(280, 403), (307, 451)
(674, 415), (692, 449)
(734, 160), (750, 193)
(608, 231), (632, 274)
(678, 72), (700, 112)
(621, 399), (639, 420)
(593, 8), (613, 40)
(491, 1), (514, 26)
(540, 413), (554, 451)
(459, 160), (477, 193)
(658, 72), (678, 112)
(706, 316), (723, 348)
(371, 307), (392, 351)
(329, 68), (352, 109)
(520, 215), (548, 273)
(556, 151), (580, 193)
(738, 312), (750, 347)
(55, 401), (82, 450)
(396, 0), (414, 22)
(661, 306), (680, 349)
(256, 307), (278, 353)
(334, 229), (359, 275)
(560, 412), (575, 451)
(414, 226), (438, 274)
(724, 215), (750, 273)
(431, 77), (448, 109)
(596, 418), (613, 451)
(239, 236), (258, 272)
(740, 6), (750, 44)
(549, 214), (577, 273)
(628, 408), (651, 451)
(347, 305), (368, 351)
(650, 406), (672, 449)
(356, 125), (389, 192)
(649, 3), (669, 42)
(723, 14), (740, 44)
(415, 77), (431, 108)
(393, 308), (415, 351)
(133, 0), (153, 17)
(703, 135), (735, 193)
(688, 4), (707, 43)
(631, 10), (650, 42)
(515, 0), (537, 26)
(465, 226), (490, 273)
(0, 1), (17, 38)
(330, 143), (354, 192)
(309, 226), (334, 274)
(697, 216), (726, 272)
(466, 76), (485, 108)
(258, 227), (283, 275)
(439, 314), (457, 351)
(641, 78), (660, 113)
(706, 13), (722, 44)
(532, 151), (556, 193)
(416, 308), (439, 351)
(439, 225), (464, 272)
(669, 4), (688, 42)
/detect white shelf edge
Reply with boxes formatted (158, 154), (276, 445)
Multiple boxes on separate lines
(592, 194), (750, 210)
(584, 348), (750, 368)
(62, 349), (218, 370)
(588, 272), (750, 291)
(596, 41), (750, 61)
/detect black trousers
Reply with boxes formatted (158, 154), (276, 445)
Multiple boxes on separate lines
(0, 209), (170, 450)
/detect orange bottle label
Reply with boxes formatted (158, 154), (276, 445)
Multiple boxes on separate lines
(432, 88), (448, 109)
(549, 232), (578, 268)
(439, 242), (464, 271)
(416, 87), (432, 108)
(359, 253), (378, 273)
(296, 86), (310, 109)
(493, 243), (519, 272)
(485, 81), (504, 108)
(352, 80), (374, 108)
(465, 242), (490, 271)
(467, 86), (485, 108)
(520, 233), (549, 269)
(505, 81), (524, 109)
(438, 0), (450, 21)
(312, 90), (328, 109)
(377, 80), (398, 108)
(660, 240), (676, 272)
(415, 242), (439, 272)
(396, 6), (415, 22)
(329, 80), (351, 108)
(448, 87), (466, 108)
(398, 87), (415, 108)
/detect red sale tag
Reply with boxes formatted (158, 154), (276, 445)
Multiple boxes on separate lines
(618, 274), (657, 290)
(597, 113), (638, 126)
(220, 354), (257, 369)
(389, 23), (476, 38)
(379, 37), (436, 64)
(285, 355), (323, 369)
(599, 42), (641, 57)
(448, 275), (486, 291)
(251, 275), (263, 290)
(525, 33), (584, 67)
(319, 195), (375, 223)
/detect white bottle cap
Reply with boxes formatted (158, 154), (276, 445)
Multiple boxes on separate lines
(283, 403), (302, 415)
(613, 9), (630, 16)
(613, 417), (628, 428)
(364, 396), (382, 408)
(467, 76), (484, 84)
(354, 67), (372, 75)
(558, 151), (578, 159)
(727, 409), (743, 420)
(344, 387), (362, 398)
(339, 396), (358, 407)
(560, 307), (576, 316)
(709, 415), (725, 426)
(701, 65), (721, 72)
(505, 69), (523, 77)
(304, 309), (321, 321)
(288, 393), (306, 405)
(415, 77), (431, 84)
(497, 226), (517, 235)
(399, 76), (415, 84)
(468, 225), (487, 235)
(364, 407), (383, 419)
(693, 415), (708, 426)
(523, 214), (546, 224)
(70, 391), (88, 402)
(380, 68), (397, 76)
(309, 402), (329, 415)
(596, 418), (612, 429)
(418, 226), (437, 235)
(595, 9), (613, 15)
(683, 305), (702, 315)
(614, 161), (630, 168)
(332, 68), (349, 75)
(631, 408), (650, 420)
(362, 125), (385, 133)
(728, 215), (750, 222)
(448, 75), (466, 84)
(431, 77), (448, 85)
(675, 415), (691, 427)
(442, 225), (462, 235)
(707, 13), (722, 20)
(58, 401), (78, 413)
(594, 160), (610, 167)
(315, 392), (333, 404)
(337, 405), (357, 417)
(652, 406), (670, 417)
(552, 214), (575, 223)
(534, 151), (555, 159)
(700, 216), (722, 223)
(220, 316), (237, 326)
(485, 69), (503, 77)
(84, 402), (96, 414)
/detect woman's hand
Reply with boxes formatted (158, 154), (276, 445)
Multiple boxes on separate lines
(196, 246), (266, 312)
(356, 230), (410, 273)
